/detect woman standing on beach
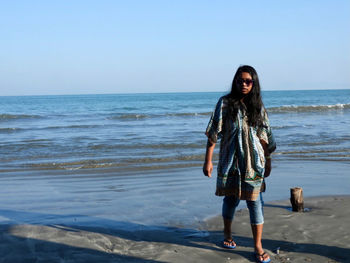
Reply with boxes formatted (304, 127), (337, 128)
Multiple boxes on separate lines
(203, 65), (276, 263)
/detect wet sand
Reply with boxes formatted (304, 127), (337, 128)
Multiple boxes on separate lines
(1, 195), (349, 262)
(1, 160), (350, 228)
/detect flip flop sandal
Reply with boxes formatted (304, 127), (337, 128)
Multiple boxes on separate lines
(255, 252), (271, 263)
(221, 239), (236, 249)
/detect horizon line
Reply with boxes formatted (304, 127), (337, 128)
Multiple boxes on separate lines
(1, 88), (349, 97)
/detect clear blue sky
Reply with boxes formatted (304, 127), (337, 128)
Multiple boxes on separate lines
(1, 0), (349, 95)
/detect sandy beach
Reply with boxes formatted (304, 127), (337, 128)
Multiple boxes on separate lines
(0, 195), (349, 262)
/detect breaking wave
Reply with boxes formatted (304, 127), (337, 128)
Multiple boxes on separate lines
(268, 103), (350, 113)
(0, 114), (42, 120)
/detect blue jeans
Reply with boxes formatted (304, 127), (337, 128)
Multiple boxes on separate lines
(222, 193), (264, 225)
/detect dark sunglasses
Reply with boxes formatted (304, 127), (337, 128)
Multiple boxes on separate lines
(237, 78), (253, 86)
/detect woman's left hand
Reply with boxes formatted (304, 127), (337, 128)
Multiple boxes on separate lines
(264, 158), (271, 178)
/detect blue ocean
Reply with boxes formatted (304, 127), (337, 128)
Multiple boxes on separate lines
(0, 89), (349, 228)
(1, 90), (349, 173)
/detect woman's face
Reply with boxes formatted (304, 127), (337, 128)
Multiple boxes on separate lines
(237, 72), (253, 95)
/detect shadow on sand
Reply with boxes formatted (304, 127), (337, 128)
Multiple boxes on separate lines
(0, 209), (348, 262)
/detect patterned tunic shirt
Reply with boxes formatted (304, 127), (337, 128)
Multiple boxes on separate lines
(206, 96), (276, 201)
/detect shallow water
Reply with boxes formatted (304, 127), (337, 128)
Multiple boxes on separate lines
(0, 160), (349, 229)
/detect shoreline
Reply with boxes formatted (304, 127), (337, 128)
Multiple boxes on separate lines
(0, 160), (350, 229)
(1, 195), (349, 262)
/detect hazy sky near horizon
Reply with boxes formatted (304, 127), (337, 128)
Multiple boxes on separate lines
(1, 1), (350, 96)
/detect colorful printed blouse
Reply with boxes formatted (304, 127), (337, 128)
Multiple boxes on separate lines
(206, 96), (276, 201)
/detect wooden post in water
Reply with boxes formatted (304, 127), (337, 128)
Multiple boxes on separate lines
(290, 187), (304, 212)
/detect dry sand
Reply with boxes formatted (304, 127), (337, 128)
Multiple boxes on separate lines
(0, 195), (349, 263)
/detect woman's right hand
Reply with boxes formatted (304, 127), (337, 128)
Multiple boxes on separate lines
(203, 138), (215, 178)
(203, 161), (213, 178)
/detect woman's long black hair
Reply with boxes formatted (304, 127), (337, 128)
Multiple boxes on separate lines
(226, 65), (265, 128)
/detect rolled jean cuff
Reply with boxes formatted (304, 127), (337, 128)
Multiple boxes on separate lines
(250, 220), (264, 225)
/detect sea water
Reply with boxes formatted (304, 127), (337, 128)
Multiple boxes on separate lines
(1, 89), (349, 173)
(0, 90), (349, 228)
